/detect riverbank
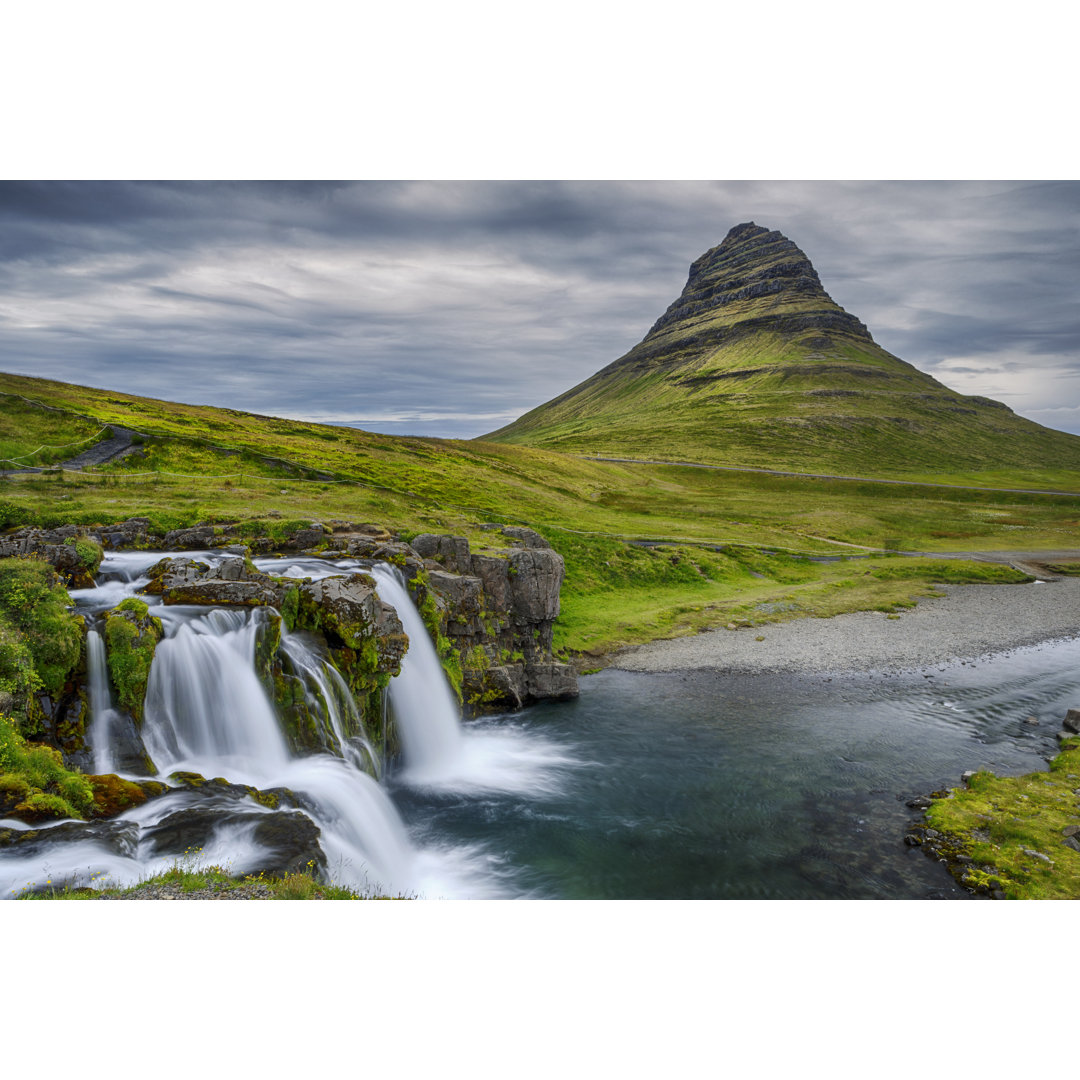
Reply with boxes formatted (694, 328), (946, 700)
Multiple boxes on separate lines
(614, 576), (1080, 675)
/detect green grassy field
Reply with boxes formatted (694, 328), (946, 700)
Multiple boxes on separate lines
(2, 370), (1076, 656)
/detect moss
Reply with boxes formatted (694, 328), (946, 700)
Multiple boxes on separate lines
(922, 739), (1080, 899)
(104, 603), (164, 722)
(279, 585), (299, 631)
(0, 713), (93, 821)
(88, 773), (153, 817)
(0, 558), (83, 716)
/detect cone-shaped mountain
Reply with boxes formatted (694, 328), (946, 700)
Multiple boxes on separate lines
(484, 223), (1080, 478)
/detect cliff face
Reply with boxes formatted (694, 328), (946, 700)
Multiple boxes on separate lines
(483, 223), (1080, 477)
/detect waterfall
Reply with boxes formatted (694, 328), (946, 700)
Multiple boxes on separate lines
(142, 607), (292, 777)
(2, 550), (568, 900)
(129, 603), (484, 897)
(86, 629), (118, 774)
(369, 563), (576, 795)
(367, 564), (464, 779)
(278, 629), (382, 776)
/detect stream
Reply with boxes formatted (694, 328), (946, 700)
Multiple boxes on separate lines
(2, 549), (1078, 899)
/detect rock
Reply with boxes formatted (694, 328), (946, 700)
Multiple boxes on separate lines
(508, 548), (564, 624)
(1062, 825), (1080, 838)
(468, 554), (513, 611)
(525, 662), (578, 701)
(144, 806), (326, 878)
(1063, 709), (1080, 734)
(287, 526), (326, 550)
(411, 533), (471, 567)
(961, 771), (977, 784)
(1024, 715), (1040, 726)
(162, 525), (217, 549)
(1021, 848), (1052, 863)
(1063, 836), (1080, 853)
(427, 571), (484, 635)
(906, 795), (934, 810)
(0, 819), (139, 861)
(297, 574), (381, 648)
(500, 526), (551, 549)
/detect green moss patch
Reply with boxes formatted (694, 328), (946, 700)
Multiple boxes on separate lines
(0, 712), (94, 821)
(922, 738), (1080, 899)
(104, 602), (163, 722)
(0, 558), (83, 727)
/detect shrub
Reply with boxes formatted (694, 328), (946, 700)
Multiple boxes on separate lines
(0, 558), (83, 701)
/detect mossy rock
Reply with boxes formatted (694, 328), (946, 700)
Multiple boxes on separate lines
(104, 602), (164, 723)
(88, 774), (169, 818)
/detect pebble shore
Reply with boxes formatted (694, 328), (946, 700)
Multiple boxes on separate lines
(614, 577), (1080, 675)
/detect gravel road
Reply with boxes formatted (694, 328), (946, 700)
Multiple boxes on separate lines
(614, 576), (1080, 676)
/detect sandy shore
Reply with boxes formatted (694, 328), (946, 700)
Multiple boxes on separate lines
(613, 576), (1080, 676)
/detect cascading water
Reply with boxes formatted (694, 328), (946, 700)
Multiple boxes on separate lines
(2, 549), (579, 899)
(254, 555), (578, 794)
(85, 629), (118, 774)
(277, 629), (381, 776)
(367, 564), (464, 778)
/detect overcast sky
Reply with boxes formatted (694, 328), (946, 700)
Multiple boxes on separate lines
(1, 179), (1078, 439)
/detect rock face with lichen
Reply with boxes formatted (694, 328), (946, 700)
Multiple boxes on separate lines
(408, 525), (578, 710)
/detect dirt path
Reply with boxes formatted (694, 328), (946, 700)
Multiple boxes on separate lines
(1, 425), (141, 475)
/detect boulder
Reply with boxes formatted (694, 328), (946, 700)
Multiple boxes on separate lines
(508, 548), (564, 624)
(1063, 709), (1080, 734)
(162, 525), (217, 549)
(525, 662), (578, 701)
(411, 534), (471, 567)
(298, 574), (381, 648)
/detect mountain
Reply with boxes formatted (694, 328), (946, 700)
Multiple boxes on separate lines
(483, 223), (1080, 479)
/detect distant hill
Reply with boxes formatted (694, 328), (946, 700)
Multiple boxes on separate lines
(483, 223), (1080, 478)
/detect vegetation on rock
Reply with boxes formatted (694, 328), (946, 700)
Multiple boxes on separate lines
(104, 598), (163, 722)
(0, 557), (83, 731)
(0, 712), (94, 821)
(915, 737), (1080, 899)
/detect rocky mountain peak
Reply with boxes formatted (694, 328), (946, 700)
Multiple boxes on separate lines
(645, 222), (870, 344)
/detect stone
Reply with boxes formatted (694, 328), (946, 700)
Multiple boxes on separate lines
(1024, 715), (1040, 726)
(500, 526), (551, 549)
(1063, 709), (1080, 734)
(162, 525), (217, 549)
(508, 548), (564, 624)
(1063, 836), (1080, 854)
(524, 662), (578, 701)
(961, 771), (977, 784)
(411, 533), (471, 566)
(298, 574), (381, 647)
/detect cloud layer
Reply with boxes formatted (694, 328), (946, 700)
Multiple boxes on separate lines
(1, 180), (1077, 438)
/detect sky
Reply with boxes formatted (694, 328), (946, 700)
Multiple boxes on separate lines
(2, 180), (1078, 440)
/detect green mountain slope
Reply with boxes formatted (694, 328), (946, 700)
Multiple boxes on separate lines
(484, 222), (1080, 480)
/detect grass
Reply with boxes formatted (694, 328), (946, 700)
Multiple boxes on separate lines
(0, 712), (95, 822)
(922, 738), (1080, 899)
(1, 370), (1077, 659)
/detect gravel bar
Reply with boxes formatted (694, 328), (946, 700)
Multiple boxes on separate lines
(614, 577), (1080, 675)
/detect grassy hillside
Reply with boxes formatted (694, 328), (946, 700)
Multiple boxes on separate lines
(1, 370), (1076, 655)
(486, 224), (1080, 486)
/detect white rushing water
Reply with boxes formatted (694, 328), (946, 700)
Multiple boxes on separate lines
(85, 630), (118, 774)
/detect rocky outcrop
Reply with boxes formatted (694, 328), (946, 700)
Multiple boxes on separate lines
(408, 524), (577, 710)
(0, 525), (103, 587)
